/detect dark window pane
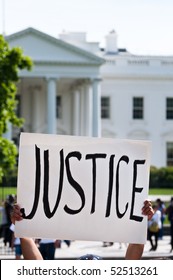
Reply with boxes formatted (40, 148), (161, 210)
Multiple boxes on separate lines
(16, 95), (21, 117)
(133, 97), (143, 119)
(167, 142), (173, 166)
(101, 97), (110, 119)
(166, 98), (173, 119)
(56, 96), (62, 119)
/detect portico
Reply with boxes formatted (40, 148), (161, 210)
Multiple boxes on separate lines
(6, 28), (104, 138)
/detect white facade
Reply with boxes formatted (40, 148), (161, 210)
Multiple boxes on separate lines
(6, 28), (173, 168)
(100, 53), (173, 168)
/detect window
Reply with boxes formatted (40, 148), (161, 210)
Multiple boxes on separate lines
(101, 97), (110, 119)
(167, 142), (173, 166)
(56, 96), (62, 119)
(166, 98), (173, 119)
(133, 97), (144, 119)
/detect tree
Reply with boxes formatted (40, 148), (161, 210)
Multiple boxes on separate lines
(0, 35), (32, 182)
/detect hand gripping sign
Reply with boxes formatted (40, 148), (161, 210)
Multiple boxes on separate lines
(16, 133), (151, 244)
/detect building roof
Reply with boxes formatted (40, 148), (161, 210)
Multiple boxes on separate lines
(6, 27), (105, 66)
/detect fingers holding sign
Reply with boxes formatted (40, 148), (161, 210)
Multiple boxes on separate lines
(10, 204), (23, 224)
(142, 200), (154, 220)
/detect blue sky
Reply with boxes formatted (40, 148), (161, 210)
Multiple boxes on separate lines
(1, 0), (173, 55)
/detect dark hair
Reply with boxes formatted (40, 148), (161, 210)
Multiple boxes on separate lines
(79, 254), (102, 260)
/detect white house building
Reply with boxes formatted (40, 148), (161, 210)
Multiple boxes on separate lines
(6, 28), (173, 168)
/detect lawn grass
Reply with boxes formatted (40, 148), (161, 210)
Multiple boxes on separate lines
(0, 187), (17, 203)
(0, 187), (173, 202)
(149, 188), (173, 195)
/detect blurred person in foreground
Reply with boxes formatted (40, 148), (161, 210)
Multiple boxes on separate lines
(155, 198), (166, 239)
(165, 197), (173, 253)
(10, 200), (154, 260)
(10, 223), (23, 259)
(2, 195), (15, 247)
(147, 204), (161, 251)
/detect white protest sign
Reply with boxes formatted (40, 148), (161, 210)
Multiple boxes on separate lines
(16, 133), (151, 244)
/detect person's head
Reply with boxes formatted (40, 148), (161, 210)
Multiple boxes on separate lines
(6, 194), (15, 204)
(170, 197), (173, 206)
(156, 198), (161, 206)
(79, 254), (102, 260)
(152, 204), (157, 212)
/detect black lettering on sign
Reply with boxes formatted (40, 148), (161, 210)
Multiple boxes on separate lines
(43, 149), (64, 218)
(116, 156), (129, 218)
(105, 154), (115, 217)
(20, 145), (147, 222)
(21, 145), (41, 219)
(64, 151), (85, 215)
(85, 153), (107, 214)
(105, 155), (129, 218)
(130, 160), (145, 222)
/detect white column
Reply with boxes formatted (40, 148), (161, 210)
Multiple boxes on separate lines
(92, 78), (101, 137)
(47, 78), (57, 134)
(73, 89), (80, 135)
(80, 87), (85, 136)
(31, 86), (41, 132)
(84, 83), (92, 137)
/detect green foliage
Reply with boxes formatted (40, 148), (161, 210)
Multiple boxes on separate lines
(150, 166), (173, 188)
(0, 35), (32, 182)
(0, 137), (18, 176)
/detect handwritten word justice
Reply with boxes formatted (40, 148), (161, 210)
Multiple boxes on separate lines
(21, 145), (146, 222)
